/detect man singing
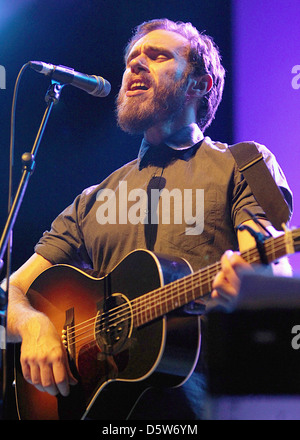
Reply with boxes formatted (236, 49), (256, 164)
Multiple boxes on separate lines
(4, 18), (292, 419)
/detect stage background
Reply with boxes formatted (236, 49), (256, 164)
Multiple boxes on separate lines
(232, 0), (300, 272)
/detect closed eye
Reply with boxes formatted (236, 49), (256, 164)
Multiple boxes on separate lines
(148, 48), (172, 61)
(154, 54), (169, 61)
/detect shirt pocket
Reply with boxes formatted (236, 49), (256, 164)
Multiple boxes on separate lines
(158, 189), (217, 255)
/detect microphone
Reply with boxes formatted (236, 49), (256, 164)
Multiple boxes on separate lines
(29, 61), (111, 97)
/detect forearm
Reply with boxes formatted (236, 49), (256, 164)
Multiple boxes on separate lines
(0, 253), (53, 343)
(5, 281), (45, 343)
(0, 254), (76, 395)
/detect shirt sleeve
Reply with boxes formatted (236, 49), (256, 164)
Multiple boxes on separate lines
(231, 143), (293, 228)
(34, 192), (93, 270)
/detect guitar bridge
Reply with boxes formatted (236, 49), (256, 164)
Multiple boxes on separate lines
(62, 307), (75, 360)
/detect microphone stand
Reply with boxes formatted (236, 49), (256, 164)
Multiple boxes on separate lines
(0, 80), (64, 419)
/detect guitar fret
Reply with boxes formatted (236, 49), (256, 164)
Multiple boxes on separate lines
(198, 272), (203, 299)
(145, 301), (152, 321)
(159, 289), (163, 317)
(133, 299), (140, 327)
(184, 276), (188, 304)
(135, 309), (139, 327)
(284, 229), (295, 256)
(270, 235), (276, 263)
(172, 282), (179, 309)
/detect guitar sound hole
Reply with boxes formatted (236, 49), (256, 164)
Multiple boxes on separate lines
(95, 294), (132, 355)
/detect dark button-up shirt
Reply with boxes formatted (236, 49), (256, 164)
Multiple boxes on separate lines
(35, 136), (292, 276)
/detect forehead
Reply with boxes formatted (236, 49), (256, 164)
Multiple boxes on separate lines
(127, 29), (190, 58)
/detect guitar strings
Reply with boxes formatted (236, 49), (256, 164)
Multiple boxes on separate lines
(68, 236), (286, 351)
(67, 255), (223, 342)
(72, 244), (288, 352)
(66, 236), (289, 351)
(66, 235), (288, 348)
(68, 260), (220, 349)
(70, 263), (221, 351)
(68, 233), (284, 338)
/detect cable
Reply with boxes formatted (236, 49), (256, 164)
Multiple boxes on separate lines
(1, 63), (30, 414)
(5, 62), (31, 311)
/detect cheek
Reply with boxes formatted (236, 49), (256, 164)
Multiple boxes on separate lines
(160, 63), (188, 84)
(175, 59), (190, 83)
(157, 70), (188, 95)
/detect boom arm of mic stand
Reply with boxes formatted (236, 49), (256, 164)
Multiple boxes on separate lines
(0, 80), (64, 418)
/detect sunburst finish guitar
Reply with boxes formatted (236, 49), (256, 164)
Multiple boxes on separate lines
(14, 228), (300, 419)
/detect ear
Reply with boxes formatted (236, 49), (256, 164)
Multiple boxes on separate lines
(187, 74), (213, 97)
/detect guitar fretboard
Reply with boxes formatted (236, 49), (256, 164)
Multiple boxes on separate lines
(132, 229), (297, 327)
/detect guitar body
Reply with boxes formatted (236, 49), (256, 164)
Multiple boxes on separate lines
(14, 250), (201, 420)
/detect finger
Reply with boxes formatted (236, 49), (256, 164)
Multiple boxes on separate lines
(40, 365), (60, 396)
(61, 349), (78, 387)
(211, 272), (237, 300)
(221, 251), (241, 289)
(52, 361), (71, 397)
(211, 288), (232, 306)
(224, 250), (253, 272)
(21, 359), (32, 385)
(51, 349), (77, 396)
(26, 362), (45, 393)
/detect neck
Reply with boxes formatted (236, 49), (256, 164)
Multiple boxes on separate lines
(144, 123), (203, 148)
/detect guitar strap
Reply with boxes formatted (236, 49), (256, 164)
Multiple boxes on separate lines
(228, 141), (292, 231)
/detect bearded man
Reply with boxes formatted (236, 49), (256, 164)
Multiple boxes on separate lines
(4, 19), (292, 419)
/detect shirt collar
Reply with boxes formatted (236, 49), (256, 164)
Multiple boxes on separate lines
(138, 124), (204, 165)
(137, 136), (204, 169)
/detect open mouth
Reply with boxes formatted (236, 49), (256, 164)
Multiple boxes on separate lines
(129, 82), (149, 91)
(126, 79), (151, 96)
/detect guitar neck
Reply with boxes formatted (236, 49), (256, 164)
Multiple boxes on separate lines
(132, 229), (297, 327)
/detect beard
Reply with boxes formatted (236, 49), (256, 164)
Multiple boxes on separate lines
(116, 71), (190, 134)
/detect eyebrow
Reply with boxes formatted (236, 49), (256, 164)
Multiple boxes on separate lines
(126, 44), (176, 64)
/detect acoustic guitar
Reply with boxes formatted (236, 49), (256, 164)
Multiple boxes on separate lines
(14, 228), (300, 419)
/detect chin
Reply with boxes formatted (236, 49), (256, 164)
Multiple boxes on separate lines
(117, 102), (157, 135)
(117, 117), (153, 135)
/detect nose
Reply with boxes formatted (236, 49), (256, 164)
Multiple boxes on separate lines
(129, 55), (150, 74)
